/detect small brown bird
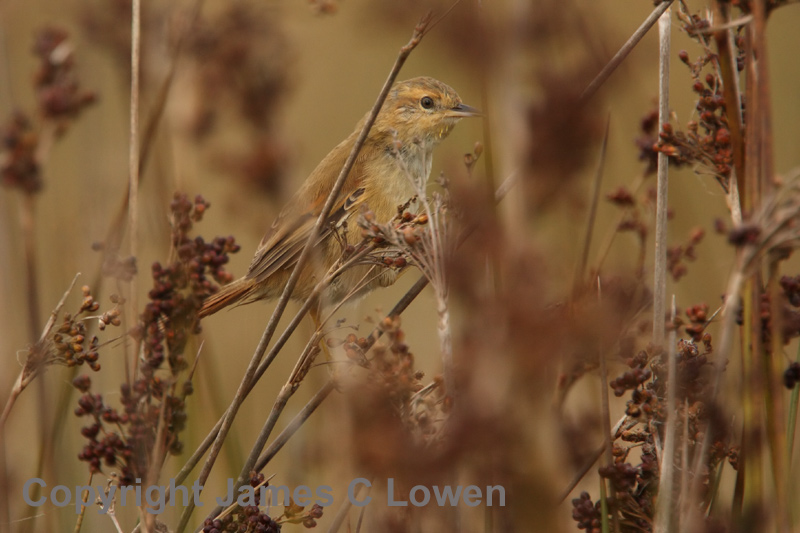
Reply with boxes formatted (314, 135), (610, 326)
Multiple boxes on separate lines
(199, 76), (478, 320)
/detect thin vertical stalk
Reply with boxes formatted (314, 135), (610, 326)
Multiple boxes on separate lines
(678, 398), (689, 529)
(655, 296), (678, 533)
(741, 279), (765, 517)
(19, 191), (45, 533)
(787, 341), (800, 461)
(652, 7), (671, 346)
(574, 117), (609, 295)
(709, 0), (745, 203)
(734, 16), (760, 524)
(767, 256), (789, 531)
(127, 0), (141, 381)
(20, 193), (41, 340)
(596, 276), (619, 533)
(751, 0), (787, 528)
(581, 0), (674, 102)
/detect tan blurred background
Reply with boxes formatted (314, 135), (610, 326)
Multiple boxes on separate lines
(1, 0), (799, 531)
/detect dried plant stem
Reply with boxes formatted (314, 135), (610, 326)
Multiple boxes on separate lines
(198, 246), (380, 519)
(437, 297), (453, 396)
(0, 417), (6, 532)
(574, 117), (610, 295)
(655, 296), (677, 533)
(742, 279), (766, 515)
(326, 479), (371, 533)
(652, 7), (671, 346)
(0, 23), (14, 112)
(168, 243), (375, 499)
(736, 1), (787, 527)
(558, 415), (629, 503)
(751, 0), (774, 192)
(20, 193), (41, 340)
(127, 0), (141, 383)
(203, 330), (323, 522)
(751, 3), (788, 529)
(143, 379), (172, 530)
(766, 256), (789, 525)
(254, 248), (375, 380)
(5, 272), (80, 533)
(581, 0), (674, 102)
(96, 0), (206, 274)
(101, 0), (206, 241)
(388, 143), (454, 397)
(679, 397), (690, 517)
(196, 267), (425, 523)
(0, 273), (80, 428)
(412, 191), (453, 397)
(18, 191), (49, 533)
(72, 472), (93, 533)
(708, 0), (745, 208)
(174, 18), (433, 532)
(787, 341), (800, 461)
(594, 171), (646, 274)
(596, 277), (619, 533)
(107, 504), (125, 533)
(685, 260), (744, 525)
(255, 380), (335, 470)
(734, 28), (762, 524)
(172, 246), (369, 523)
(478, 79), (496, 203)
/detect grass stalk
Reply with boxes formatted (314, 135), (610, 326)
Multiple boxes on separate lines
(655, 296), (678, 533)
(127, 0), (141, 383)
(596, 275), (619, 533)
(573, 117), (609, 296)
(652, 6), (671, 346)
(581, 0), (674, 103)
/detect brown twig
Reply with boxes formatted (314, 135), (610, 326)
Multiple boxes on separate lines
(20, 193), (41, 341)
(96, 0), (206, 265)
(558, 415), (629, 503)
(573, 116), (610, 296)
(200, 244), (381, 520)
(255, 380), (336, 470)
(0, 273), (80, 429)
(127, 0), (141, 383)
(596, 277), (620, 533)
(326, 479), (372, 533)
(252, 244), (376, 382)
(581, 0), (675, 102)
(655, 296), (678, 533)
(652, 7), (671, 346)
(203, 331), (323, 523)
(708, 0), (745, 196)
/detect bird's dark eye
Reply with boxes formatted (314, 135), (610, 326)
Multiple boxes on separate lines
(420, 96), (434, 109)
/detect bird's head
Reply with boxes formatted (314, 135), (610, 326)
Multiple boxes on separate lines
(374, 76), (480, 150)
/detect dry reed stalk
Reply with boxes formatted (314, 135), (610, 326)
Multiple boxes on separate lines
(581, 0), (674, 103)
(652, 6), (671, 347)
(127, 0), (141, 384)
(573, 117), (609, 296)
(655, 296), (677, 533)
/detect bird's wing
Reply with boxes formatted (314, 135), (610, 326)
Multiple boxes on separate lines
(245, 145), (371, 284)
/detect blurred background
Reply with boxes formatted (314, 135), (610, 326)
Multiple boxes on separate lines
(1, 0), (799, 531)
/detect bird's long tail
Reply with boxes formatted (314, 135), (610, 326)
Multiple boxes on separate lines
(198, 277), (256, 318)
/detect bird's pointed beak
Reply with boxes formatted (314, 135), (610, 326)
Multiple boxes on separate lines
(446, 103), (482, 118)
